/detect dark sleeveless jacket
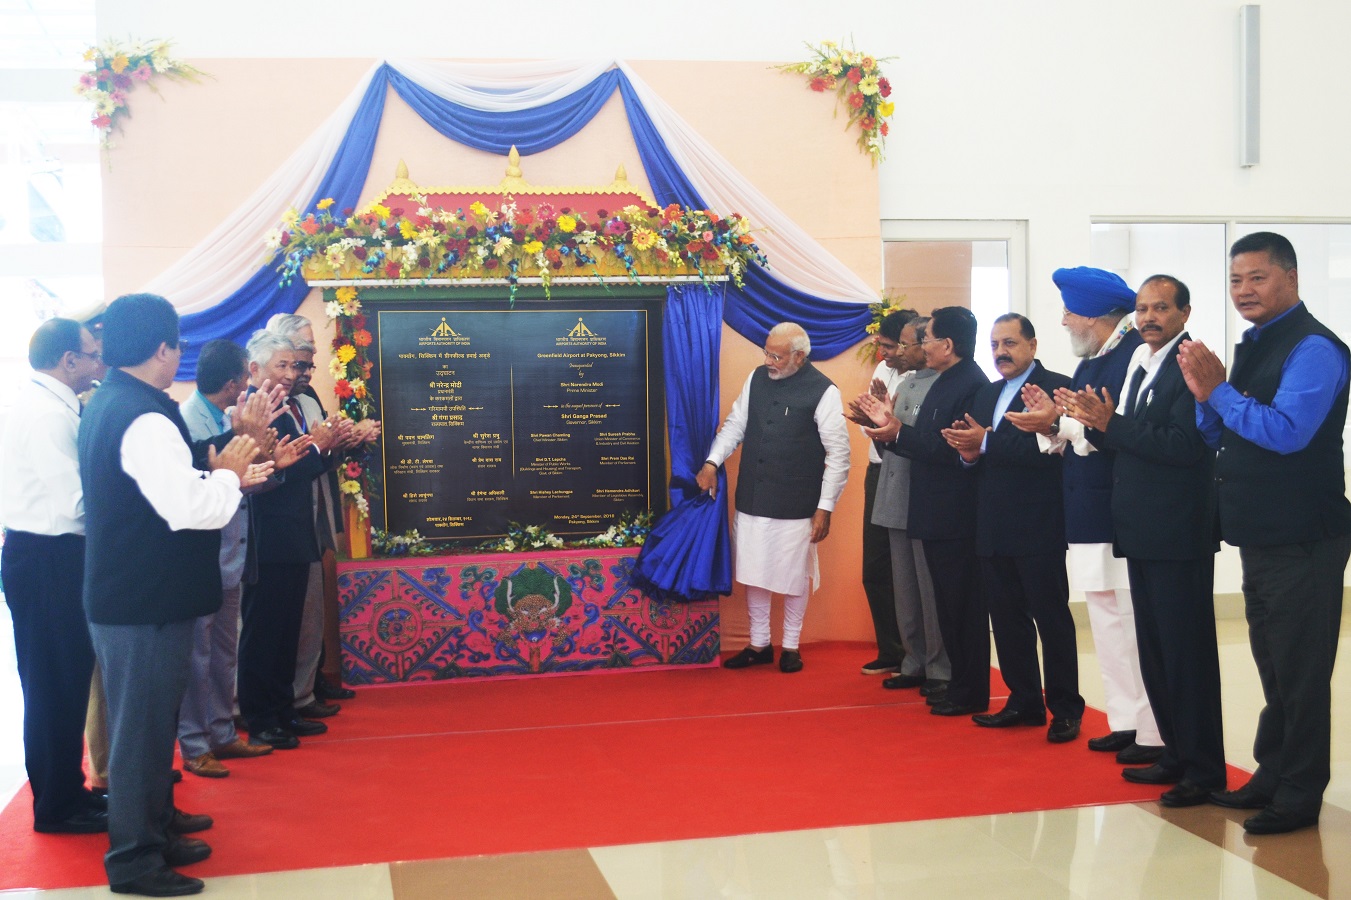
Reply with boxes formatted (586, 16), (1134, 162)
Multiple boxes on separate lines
(1216, 303), (1351, 547)
(79, 368), (223, 625)
(1063, 328), (1144, 543)
(735, 361), (833, 520)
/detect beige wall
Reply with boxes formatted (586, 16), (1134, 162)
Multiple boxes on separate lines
(110, 59), (883, 645)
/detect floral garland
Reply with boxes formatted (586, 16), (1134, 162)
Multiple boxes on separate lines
(270, 196), (768, 306)
(370, 528), (438, 557)
(325, 283), (377, 518)
(777, 39), (896, 164)
(478, 523), (566, 554)
(75, 39), (204, 149)
(571, 509), (653, 548)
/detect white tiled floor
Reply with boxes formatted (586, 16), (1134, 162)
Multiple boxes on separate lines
(1, 601), (1346, 899)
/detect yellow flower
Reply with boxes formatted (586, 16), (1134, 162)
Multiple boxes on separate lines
(336, 344), (357, 364)
(858, 75), (880, 96)
(371, 204), (390, 219)
(340, 479), (362, 496)
(281, 208), (299, 227)
(631, 228), (657, 251)
(335, 286), (358, 304)
(82, 47), (97, 62)
(398, 219), (418, 239)
(111, 54), (129, 74)
(328, 357), (347, 379)
(866, 321), (880, 334)
(878, 100), (895, 118)
(523, 240), (544, 254)
(557, 214), (577, 233)
(317, 197), (335, 210)
(469, 200), (491, 218)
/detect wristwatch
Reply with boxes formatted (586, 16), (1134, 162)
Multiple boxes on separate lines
(1047, 418), (1060, 437)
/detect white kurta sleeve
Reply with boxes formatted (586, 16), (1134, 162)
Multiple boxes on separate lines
(120, 412), (243, 531)
(814, 386), (850, 511)
(705, 374), (753, 467)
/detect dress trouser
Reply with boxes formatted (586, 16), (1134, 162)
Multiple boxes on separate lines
(981, 552), (1083, 720)
(239, 562), (310, 734)
(89, 618), (194, 886)
(1082, 587), (1161, 744)
(2, 530), (95, 825)
(1126, 556), (1226, 790)
(1239, 534), (1351, 817)
(178, 582), (244, 759)
(861, 463), (902, 663)
(291, 560), (325, 709)
(922, 537), (989, 709)
(888, 528), (949, 680)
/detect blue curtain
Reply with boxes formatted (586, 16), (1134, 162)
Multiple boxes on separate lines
(629, 283), (733, 601)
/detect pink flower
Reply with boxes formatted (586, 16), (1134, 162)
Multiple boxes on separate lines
(604, 219), (628, 237)
(701, 230), (714, 241)
(78, 73), (97, 88)
(132, 63), (152, 81)
(109, 90), (127, 105)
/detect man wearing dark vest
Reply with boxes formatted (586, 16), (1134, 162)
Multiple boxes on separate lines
(944, 314), (1082, 743)
(859, 307), (992, 716)
(1063, 275), (1225, 808)
(1007, 267), (1163, 765)
(80, 293), (269, 896)
(1179, 232), (1351, 835)
(696, 322), (850, 673)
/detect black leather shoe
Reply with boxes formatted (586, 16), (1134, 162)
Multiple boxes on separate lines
(164, 836), (212, 867)
(882, 673), (925, 690)
(723, 645), (773, 669)
(251, 728), (300, 750)
(169, 809), (213, 835)
(1122, 763), (1183, 785)
(779, 649), (803, 673)
(861, 657), (902, 675)
(1116, 743), (1165, 765)
(110, 867), (204, 896)
(1210, 784), (1274, 810)
(1087, 730), (1136, 752)
(171, 769), (182, 784)
(282, 715), (328, 737)
(294, 700), (340, 718)
(1047, 717), (1081, 743)
(1160, 781), (1213, 808)
(34, 806), (108, 834)
(86, 790), (108, 811)
(924, 688), (950, 706)
(919, 679), (949, 697)
(1243, 807), (1319, 835)
(972, 707), (1045, 728)
(931, 699), (988, 716)
(316, 676), (357, 701)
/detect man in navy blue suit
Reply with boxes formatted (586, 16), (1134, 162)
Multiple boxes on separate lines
(943, 314), (1082, 742)
(1063, 275), (1224, 808)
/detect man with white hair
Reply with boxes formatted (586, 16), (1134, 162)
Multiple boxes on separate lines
(696, 322), (850, 673)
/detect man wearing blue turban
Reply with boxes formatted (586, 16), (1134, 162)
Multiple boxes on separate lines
(1006, 267), (1163, 764)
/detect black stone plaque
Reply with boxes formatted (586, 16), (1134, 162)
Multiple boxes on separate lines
(364, 293), (665, 542)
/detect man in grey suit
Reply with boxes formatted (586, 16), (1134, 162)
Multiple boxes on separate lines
(852, 316), (951, 695)
(177, 340), (279, 778)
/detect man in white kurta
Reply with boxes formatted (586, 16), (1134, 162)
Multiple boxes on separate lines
(695, 323), (850, 673)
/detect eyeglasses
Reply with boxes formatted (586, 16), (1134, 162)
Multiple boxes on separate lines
(293, 361), (315, 373)
(72, 349), (102, 363)
(176, 339), (190, 352)
(763, 350), (788, 363)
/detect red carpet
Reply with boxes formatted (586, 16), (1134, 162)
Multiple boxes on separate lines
(0, 642), (1249, 891)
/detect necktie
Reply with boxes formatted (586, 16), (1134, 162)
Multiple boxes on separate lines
(287, 398), (307, 431)
(1123, 366), (1147, 417)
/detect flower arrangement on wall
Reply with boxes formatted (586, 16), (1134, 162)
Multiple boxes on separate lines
(75, 39), (204, 149)
(778, 39), (896, 164)
(269, 196), (768, 305)
(857, 293), (912, 366)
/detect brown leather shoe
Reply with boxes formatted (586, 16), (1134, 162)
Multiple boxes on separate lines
(211, 737), (274, 759)
(183, 753), (228, 779)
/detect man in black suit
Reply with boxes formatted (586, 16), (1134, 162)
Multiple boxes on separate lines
(1062, 275), (1224, 807)
(860, 306), (992, 716)
(237, 330), (348, 749)
(943, 314), (1082, 742)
